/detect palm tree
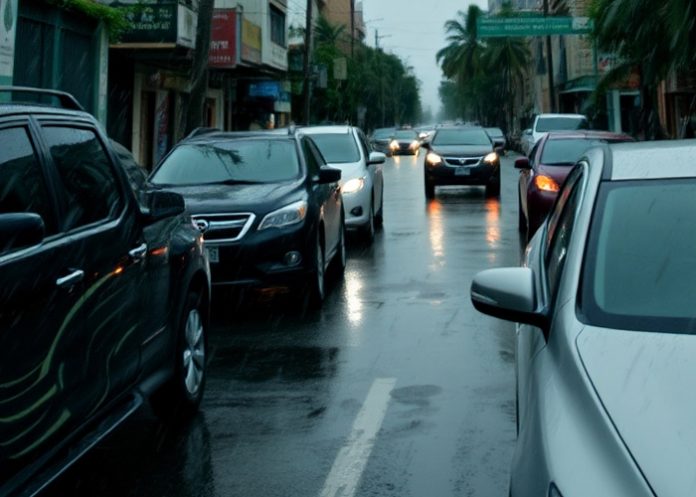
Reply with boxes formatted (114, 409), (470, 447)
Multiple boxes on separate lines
(483, 36), (529, 132)
(436, 5), (485, 120)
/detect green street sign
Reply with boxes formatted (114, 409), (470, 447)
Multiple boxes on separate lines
(477, 16), (594, 38)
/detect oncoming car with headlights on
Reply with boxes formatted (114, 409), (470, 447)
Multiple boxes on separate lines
(421, 126), (502, 198)
(389, 128), (420, 155)
(149, 128), (346, 307)
(299, 125), (386, 242)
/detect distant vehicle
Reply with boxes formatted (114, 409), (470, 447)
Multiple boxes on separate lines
(527, 113), (589, 152)
(389, 128), (420, 155)
(150, 129), (345, 306)
(369, 127), (395, 156)
(484, 127), (506, 150)
(472, 140), (696, 497)
(421, 126), (502, 198)
(516, 130), (633, 239)
(0, 87), (210, 496)
(300, 126), (386, 242)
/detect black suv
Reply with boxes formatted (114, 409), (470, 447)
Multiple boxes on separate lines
(422, 126), (502, 198)
(150, 128), (345, 307)
(0, 88), (210, 496)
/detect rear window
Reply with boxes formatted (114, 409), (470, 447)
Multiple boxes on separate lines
(432, 129), (491, 146)
(150, 140), (300, 186)
(309, 133), (361, 163)
(535, 117), (588, 133)
(580, 179), (696, 333)
(541, 139), (609, 165)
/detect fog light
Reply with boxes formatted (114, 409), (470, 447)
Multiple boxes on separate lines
(284, 251), (302, 266)
(350, 206), (363, 216)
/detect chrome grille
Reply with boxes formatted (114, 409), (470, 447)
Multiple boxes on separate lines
(445, 157), (482, 167)
(192, 213), (256, 244)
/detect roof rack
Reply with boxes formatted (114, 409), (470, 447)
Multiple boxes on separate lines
(0, 86), (84, 111)
(185, 127), (220, 139)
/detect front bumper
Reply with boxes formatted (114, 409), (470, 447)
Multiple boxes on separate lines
(391, 142), (418, 155)
(204, 222), (314, 288)
(342, 190), (371, 230)
(425, 160), (499, 186)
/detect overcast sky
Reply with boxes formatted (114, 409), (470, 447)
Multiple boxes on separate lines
(361, 0), (488, 119)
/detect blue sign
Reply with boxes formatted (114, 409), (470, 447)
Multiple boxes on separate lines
(249, 81), (281, 99)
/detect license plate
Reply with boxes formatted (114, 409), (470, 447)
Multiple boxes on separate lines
(207, 247), (219, 264)
(455, 167), (471, 176)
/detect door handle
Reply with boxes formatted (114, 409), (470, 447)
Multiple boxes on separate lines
(129, 243), (148, 262)
(56, 269), (84, 288)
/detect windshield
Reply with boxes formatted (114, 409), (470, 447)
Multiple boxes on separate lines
(432, 129), (491, 146)
(485, 128), (503, 138)
(372, 129), (393, 140)
(150, 140), (300, 185)
(309, 133), (361, 163)
(541, 139), (608, 165)
(581, 179), (696, 333)
(535, 117), (588, 133)
(394, 130), (417, 140)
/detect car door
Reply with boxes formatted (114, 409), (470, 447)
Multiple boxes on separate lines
(39, 122), (144, 419)
(517, 165), (585, 432)
(303, 137), (341, 257)
(357, 128), (383, 210)
(0, 121), (83, 472)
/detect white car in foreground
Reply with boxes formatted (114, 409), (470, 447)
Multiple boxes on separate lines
(300, 126), (386, 242)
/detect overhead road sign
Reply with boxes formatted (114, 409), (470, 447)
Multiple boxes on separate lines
(477, 16), (593, 38)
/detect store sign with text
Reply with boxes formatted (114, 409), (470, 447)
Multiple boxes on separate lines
(209, 9), (237, 68)
(241, 18), (261, 64)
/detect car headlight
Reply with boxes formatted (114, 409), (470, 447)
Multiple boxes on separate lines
(389, 140), (399, 150)
(425, 152), (443, 166)
(342, 177), (365, 194)
(534, 174), (560, 192)
(258, 200), (307, 230)
(409, 140), (419, 149)
(483, 152), (498, 164)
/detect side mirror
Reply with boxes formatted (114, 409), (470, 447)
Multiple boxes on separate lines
(145, 190), (186, 222)
(367, 151), (386, 165)
(493, 139), (505, 148)
(495, 146), (505, 156)
(317, 166), (341, 184)
(420, 141), (430, 150)
(515, 157), (531, 169)
(470, 267), (547, 329)
(0, 213), (45, 255)
(523, 129), (532, 136)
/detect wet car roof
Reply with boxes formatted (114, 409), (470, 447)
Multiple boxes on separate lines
(609, 141), (696, 181)
(545, 130), (632, 141)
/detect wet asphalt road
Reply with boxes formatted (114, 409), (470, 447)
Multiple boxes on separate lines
(46, 152), (524, 497)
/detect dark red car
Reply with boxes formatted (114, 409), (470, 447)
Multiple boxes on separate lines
(516, 130), (633, 239)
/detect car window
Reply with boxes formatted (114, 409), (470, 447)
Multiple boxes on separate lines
(42, 126), (123, 231)
(151, 139), (301, 186)
(528, 141), (541, 164)
(432, 129), (491, 146)
(302, 137), (323, 177)
(535, 117), (588, 133)
(111, 139), (147, 193)
(372, 129), (392, 140)
(545, 166), (584, 299)
(393, 130), (417, 140)
(0, 127), (56, 235)
(356, 129), (371, 156)
(541, 139), (612, 165)
(580, 178), (696, 333)
(308, 133), (361, 163)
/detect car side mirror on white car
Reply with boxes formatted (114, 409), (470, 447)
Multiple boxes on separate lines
(367, 151), (386, 165)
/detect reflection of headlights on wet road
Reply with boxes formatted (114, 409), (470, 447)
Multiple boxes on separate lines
(342, 177), (366, 194)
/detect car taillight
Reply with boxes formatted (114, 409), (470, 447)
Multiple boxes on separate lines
(534, 174), (560, 192)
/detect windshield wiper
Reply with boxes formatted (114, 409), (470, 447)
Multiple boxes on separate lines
(203, 179), (262, 185)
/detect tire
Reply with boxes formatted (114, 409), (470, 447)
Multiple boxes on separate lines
(308, 229), (326, 308)
(518, 195), (526, 232)
(486, 173), (501, 197)
(424, 174), (435, 199)
(151, 291), (207, 420)
(362, 197), (375, 243)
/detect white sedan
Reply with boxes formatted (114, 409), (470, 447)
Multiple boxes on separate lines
(300, 126), (386, 242)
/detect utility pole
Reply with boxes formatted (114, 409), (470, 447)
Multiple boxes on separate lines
(543, 0), (556, 112)
(350, 0), (355, 57)
(302, 0), (313, 125)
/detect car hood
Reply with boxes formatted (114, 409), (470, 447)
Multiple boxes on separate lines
(537, 164), (573, 185)
(430, 144), (491, 157)
(326, 161), (365, 183)
(160, 180), (304, 215)
(577, 327), (696, 496)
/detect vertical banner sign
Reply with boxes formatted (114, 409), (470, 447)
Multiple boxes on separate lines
(0, 0), (18, 85)
(153, 91), (170, 165)
(209, 9), (237, 68)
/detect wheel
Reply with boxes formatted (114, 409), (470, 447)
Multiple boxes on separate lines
(308, 229), (326, 307)
(486, 173), (501, 197)
(362, 196), (375, 242)
(374, 186), (384, 227)
(424, 174), (435, 199)
(518, 195), (526, 232)
(151, 291), (207, 419)
(329, 216), (346, 279)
